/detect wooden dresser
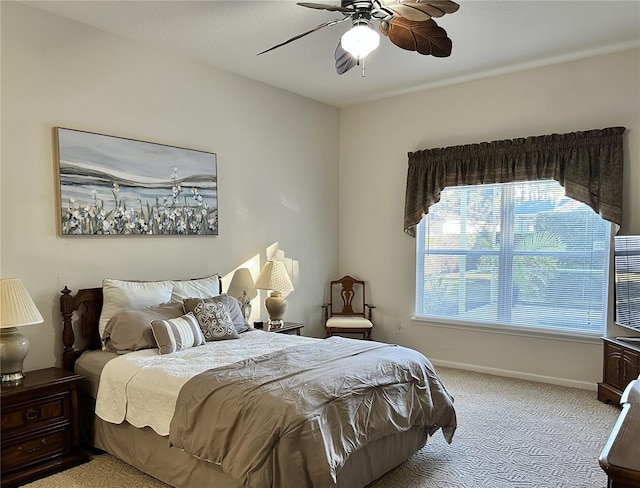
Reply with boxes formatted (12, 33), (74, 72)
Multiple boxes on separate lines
(598, 337), (640, 404)
(1, 368), (88, 488)
(600, 379), (640, 487)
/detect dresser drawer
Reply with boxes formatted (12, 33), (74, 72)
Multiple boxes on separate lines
(1, 392), (69, 436)
(1, 425), (71, 474)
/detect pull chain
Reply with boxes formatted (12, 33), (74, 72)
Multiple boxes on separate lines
(355, 57), (367, 78)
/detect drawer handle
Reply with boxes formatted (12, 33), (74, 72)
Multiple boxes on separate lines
(18, 438), (47, 454)
(24, 407), (40, 422)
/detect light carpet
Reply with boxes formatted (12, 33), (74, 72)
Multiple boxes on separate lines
(24, 367), (619, 488)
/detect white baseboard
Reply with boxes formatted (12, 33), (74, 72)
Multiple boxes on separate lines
(430, 358), (597, 391)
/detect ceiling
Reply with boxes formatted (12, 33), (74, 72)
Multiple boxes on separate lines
(23, 0), (640, 108)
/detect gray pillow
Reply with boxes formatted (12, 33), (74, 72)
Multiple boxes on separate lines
(183, 297), (240, 341)
(102, 303), (184, 354)
(183, 294), (249, 334)
(151, 312), (206, 355)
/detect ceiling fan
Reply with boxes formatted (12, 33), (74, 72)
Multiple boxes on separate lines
(258, 0), (460, 75)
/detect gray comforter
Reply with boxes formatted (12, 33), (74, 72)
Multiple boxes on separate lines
(169, 337), (456, 488)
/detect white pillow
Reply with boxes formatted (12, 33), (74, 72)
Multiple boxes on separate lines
(98, 279), (173, 340)
(171, 275), (221, 302)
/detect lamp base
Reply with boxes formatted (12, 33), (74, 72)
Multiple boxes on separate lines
(264, 291), (287, 329)
(240, 299), (252, 324)
(268, 319), (284, 330)
(0, 327), (29, 383)
(1, 371), (25, 383)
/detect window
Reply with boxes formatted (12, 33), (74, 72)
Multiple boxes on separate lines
(415, 180), (611, 335)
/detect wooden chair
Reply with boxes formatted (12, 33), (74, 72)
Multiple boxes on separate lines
(322, 275), (375, 340)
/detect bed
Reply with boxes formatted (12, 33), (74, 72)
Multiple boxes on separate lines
(60, 276), (456, 488)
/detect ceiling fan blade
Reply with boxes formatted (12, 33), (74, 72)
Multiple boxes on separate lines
(258, 19), (344, 55)
(380, 17), (452, 57)
(378, 0), (459, 22)
(297, 2), (353, 13)
(335, 43), (357, 75)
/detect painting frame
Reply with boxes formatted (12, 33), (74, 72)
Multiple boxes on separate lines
(54, 127), (218, 236)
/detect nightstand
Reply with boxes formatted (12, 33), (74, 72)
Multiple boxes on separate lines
(1, 368), (88, 488)
(269, 322), (304, 335)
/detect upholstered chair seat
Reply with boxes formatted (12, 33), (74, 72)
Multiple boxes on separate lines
(326, 316), (373, 329)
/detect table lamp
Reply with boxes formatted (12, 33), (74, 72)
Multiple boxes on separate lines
(254, 261), (294, 330)
(227, 268), (257, 323)
(1, 278), (44, 383)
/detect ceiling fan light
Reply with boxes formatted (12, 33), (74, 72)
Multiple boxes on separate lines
(340, 23), (380, 59)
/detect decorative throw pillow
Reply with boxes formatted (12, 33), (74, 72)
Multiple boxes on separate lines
(98, 278), (174, 341)
(171, 275), (221, 303)
(102, 303), (185, 354)
(151, 313), (206, 355)
(183, 294), (249, 334)
(184, 299), (239, 341)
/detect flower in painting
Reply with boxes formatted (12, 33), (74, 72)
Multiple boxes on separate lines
(191, 188), (204, 207)
(60, 161), (216, 235)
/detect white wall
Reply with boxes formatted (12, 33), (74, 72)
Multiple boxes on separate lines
(0, 2), (340, 372)
(339, 48), (640, 389)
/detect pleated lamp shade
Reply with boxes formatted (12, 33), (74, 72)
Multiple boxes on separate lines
(1, 278), (43, 383)
(1, 278), (44, 328)
(255, 261), (294, 295)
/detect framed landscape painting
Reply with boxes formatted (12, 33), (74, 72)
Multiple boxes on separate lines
(55, 128), (218, 236)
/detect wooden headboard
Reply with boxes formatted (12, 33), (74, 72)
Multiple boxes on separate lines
(59, 278), (224, 371)
(60, 286), (103, 371)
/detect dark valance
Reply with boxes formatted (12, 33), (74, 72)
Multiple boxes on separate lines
(404, 127), (625, 237)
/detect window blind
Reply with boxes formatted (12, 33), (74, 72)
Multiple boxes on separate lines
(415, 180), (611, 334)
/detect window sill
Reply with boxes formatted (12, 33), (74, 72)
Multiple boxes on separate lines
(412, 317), (603, 345)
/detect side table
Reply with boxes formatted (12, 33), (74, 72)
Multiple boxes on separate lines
(1, 367), (88, 488)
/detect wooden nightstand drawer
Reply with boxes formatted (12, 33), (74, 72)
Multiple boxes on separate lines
(1, 425), (71, 473)
(1, 392), (69, 435)
(1, 368), (88, 488)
